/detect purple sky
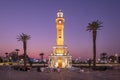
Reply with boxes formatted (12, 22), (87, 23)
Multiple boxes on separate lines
(0, 0), (120, 59)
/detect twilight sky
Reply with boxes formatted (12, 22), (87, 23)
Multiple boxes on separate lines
(0, 0), (120, 59)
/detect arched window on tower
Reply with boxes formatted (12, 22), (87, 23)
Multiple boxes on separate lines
(59, 36), (61, 38)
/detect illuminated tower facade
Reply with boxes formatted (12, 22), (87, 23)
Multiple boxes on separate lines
(49, 10), (72, 68)
(56, 10), (64, 46)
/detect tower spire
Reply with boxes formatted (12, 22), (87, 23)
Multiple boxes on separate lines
(57, 10), (63, 17)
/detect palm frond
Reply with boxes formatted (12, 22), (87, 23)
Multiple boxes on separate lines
(17, 33), (31, 42)
(86, 20), (103, 31)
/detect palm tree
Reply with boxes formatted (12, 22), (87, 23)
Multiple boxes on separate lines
(87, 20), (103, 68)
(15, 49), (20, 61)
(17, 33), (30, 68)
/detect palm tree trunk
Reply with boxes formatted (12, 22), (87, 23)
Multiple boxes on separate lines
(93, 30), (97, 68)
(16, 51), (18, 61)
(23, 41), (27, 68)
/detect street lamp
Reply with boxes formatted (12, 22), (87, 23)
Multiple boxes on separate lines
(15, 49), (20, 62)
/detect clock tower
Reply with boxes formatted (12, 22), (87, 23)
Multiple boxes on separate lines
(48, 10), (72, 68)
(56, 10), (64, 46)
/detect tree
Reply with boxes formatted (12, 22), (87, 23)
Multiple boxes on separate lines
(108, 55), (116, 63)
(9, 51), (18, 62)
(0, 57), (3, 63)
(87, 20), (103, 67)
(118, 56), (120, 63)
(17, 33), (30, 68)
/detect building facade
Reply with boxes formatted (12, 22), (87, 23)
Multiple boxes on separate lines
(48, 10), (72, 68)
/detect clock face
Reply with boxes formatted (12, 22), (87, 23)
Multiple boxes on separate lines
(58, 20), (62, 23)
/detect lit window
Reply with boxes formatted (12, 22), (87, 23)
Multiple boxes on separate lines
(59, 20), (62, 23)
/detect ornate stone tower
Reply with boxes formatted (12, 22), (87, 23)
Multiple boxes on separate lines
(48, 10), (72, 68)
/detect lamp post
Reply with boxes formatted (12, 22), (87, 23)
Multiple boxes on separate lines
(15, 49), (20, 62)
